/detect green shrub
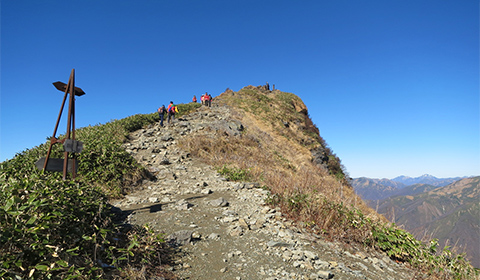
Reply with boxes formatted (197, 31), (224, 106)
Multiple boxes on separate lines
(217, 165), (251, 182)
(367, 223), (479, 279)
(286, 192), (309, 212)
(0, 175), (110, 278)
(0, 107), (203, 279)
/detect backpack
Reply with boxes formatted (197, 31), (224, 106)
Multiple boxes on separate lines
(158, 107), (165, 114)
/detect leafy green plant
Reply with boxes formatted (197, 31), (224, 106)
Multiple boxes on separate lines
(286, 192), (309, 212)
(366, 223), (479, 279)
(217, 165), (251, 181)
(0, 106), (204, 279)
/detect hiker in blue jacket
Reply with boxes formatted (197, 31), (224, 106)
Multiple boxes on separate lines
(157, 105), (166, 126)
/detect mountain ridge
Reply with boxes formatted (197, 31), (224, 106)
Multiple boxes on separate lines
(352, 175), (472, 201)
(1, 84), (477, 279)
(391, 174), (469, 186)
(113, 104), (419, 279)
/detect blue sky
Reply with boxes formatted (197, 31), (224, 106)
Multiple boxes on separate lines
(1, 0), (478, 179)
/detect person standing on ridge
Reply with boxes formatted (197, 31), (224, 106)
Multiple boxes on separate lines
(205, 93), (210, 107)
(192, 95), (197, 103)
(157, 104), (166, 127)
(203, 92), (209, 107)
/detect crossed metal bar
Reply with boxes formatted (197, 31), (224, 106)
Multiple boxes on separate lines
(42, 69), (85, 180)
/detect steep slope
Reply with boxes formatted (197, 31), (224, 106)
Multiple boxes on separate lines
(186, 86), (383, 231)
(376, 177), (480, 268)
(389, 183), (439, 197)
(365, 184), (440, 211)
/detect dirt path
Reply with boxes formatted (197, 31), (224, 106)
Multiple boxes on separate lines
(110, 105), (420, 280)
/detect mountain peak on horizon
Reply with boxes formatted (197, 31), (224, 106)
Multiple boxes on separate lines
(392, 175), (411, 180)
(392, 174), (437, 180)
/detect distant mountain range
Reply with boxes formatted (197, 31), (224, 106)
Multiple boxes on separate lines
(352, 175), (480, 268)
(352, 175), (468, 201)
(374, 177), (480, 268)
(391, 174), (467, 187)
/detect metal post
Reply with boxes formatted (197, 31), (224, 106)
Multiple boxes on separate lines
(71, 83), (77, 179)
(63, 69), (75, 180)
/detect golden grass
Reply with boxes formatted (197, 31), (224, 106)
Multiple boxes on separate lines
(176, 87), (479, 279)
(178, 99), (386, 243)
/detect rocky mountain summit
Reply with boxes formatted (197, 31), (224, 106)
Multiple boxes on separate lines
(110, 104), (420, 280)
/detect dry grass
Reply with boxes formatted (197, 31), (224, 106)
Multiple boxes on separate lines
(177, 87), (478, 279)
(178, 96), (385, 243)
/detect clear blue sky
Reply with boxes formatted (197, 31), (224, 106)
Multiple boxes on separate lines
(1, 0), (478, 179)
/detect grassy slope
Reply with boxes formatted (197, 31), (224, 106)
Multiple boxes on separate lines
(0, 102), (201, 279)
(179, 86), (478, 279)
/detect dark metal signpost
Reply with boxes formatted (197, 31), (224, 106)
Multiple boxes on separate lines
(35, 69), (85, 180)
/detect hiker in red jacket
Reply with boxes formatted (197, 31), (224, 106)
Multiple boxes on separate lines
(203, 93), (210, 107)
(167, 101), (175, 124)
(192, 95), (197, 103)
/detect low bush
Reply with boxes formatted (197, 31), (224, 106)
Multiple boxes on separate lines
(0, 104), (200, 279)
(367, 224), (477, 280)
(217, 165), (251, 182)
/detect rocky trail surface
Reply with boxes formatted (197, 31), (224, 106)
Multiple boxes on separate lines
(111, 105), (420, 280)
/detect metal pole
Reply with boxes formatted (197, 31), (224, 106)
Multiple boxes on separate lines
(71, 84), (77, 179)
(43, 78), (72, 172)
(63, 69), (75, 180)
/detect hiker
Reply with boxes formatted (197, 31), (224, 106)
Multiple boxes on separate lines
(157, 105), (166, 126)
(192, 95), (197, 103)
(168, 103), (178, 124)
(208, 94), (213, 107)
(203, 92), (209, 106)
(167, 101), (174, 124)
(200, 94), (205, 105)
(205, 93), (210, 107)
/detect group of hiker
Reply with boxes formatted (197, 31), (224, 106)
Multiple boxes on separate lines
(193, 92), (212, 107)
(157, 101), (178, 127)
(157, 92), (213, 126)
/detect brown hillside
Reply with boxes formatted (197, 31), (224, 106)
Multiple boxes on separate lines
(376, 177), (480, 268)
(179, 85), (387, 241)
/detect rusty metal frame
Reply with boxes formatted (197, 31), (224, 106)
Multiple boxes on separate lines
(43, 69), (85, 180)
